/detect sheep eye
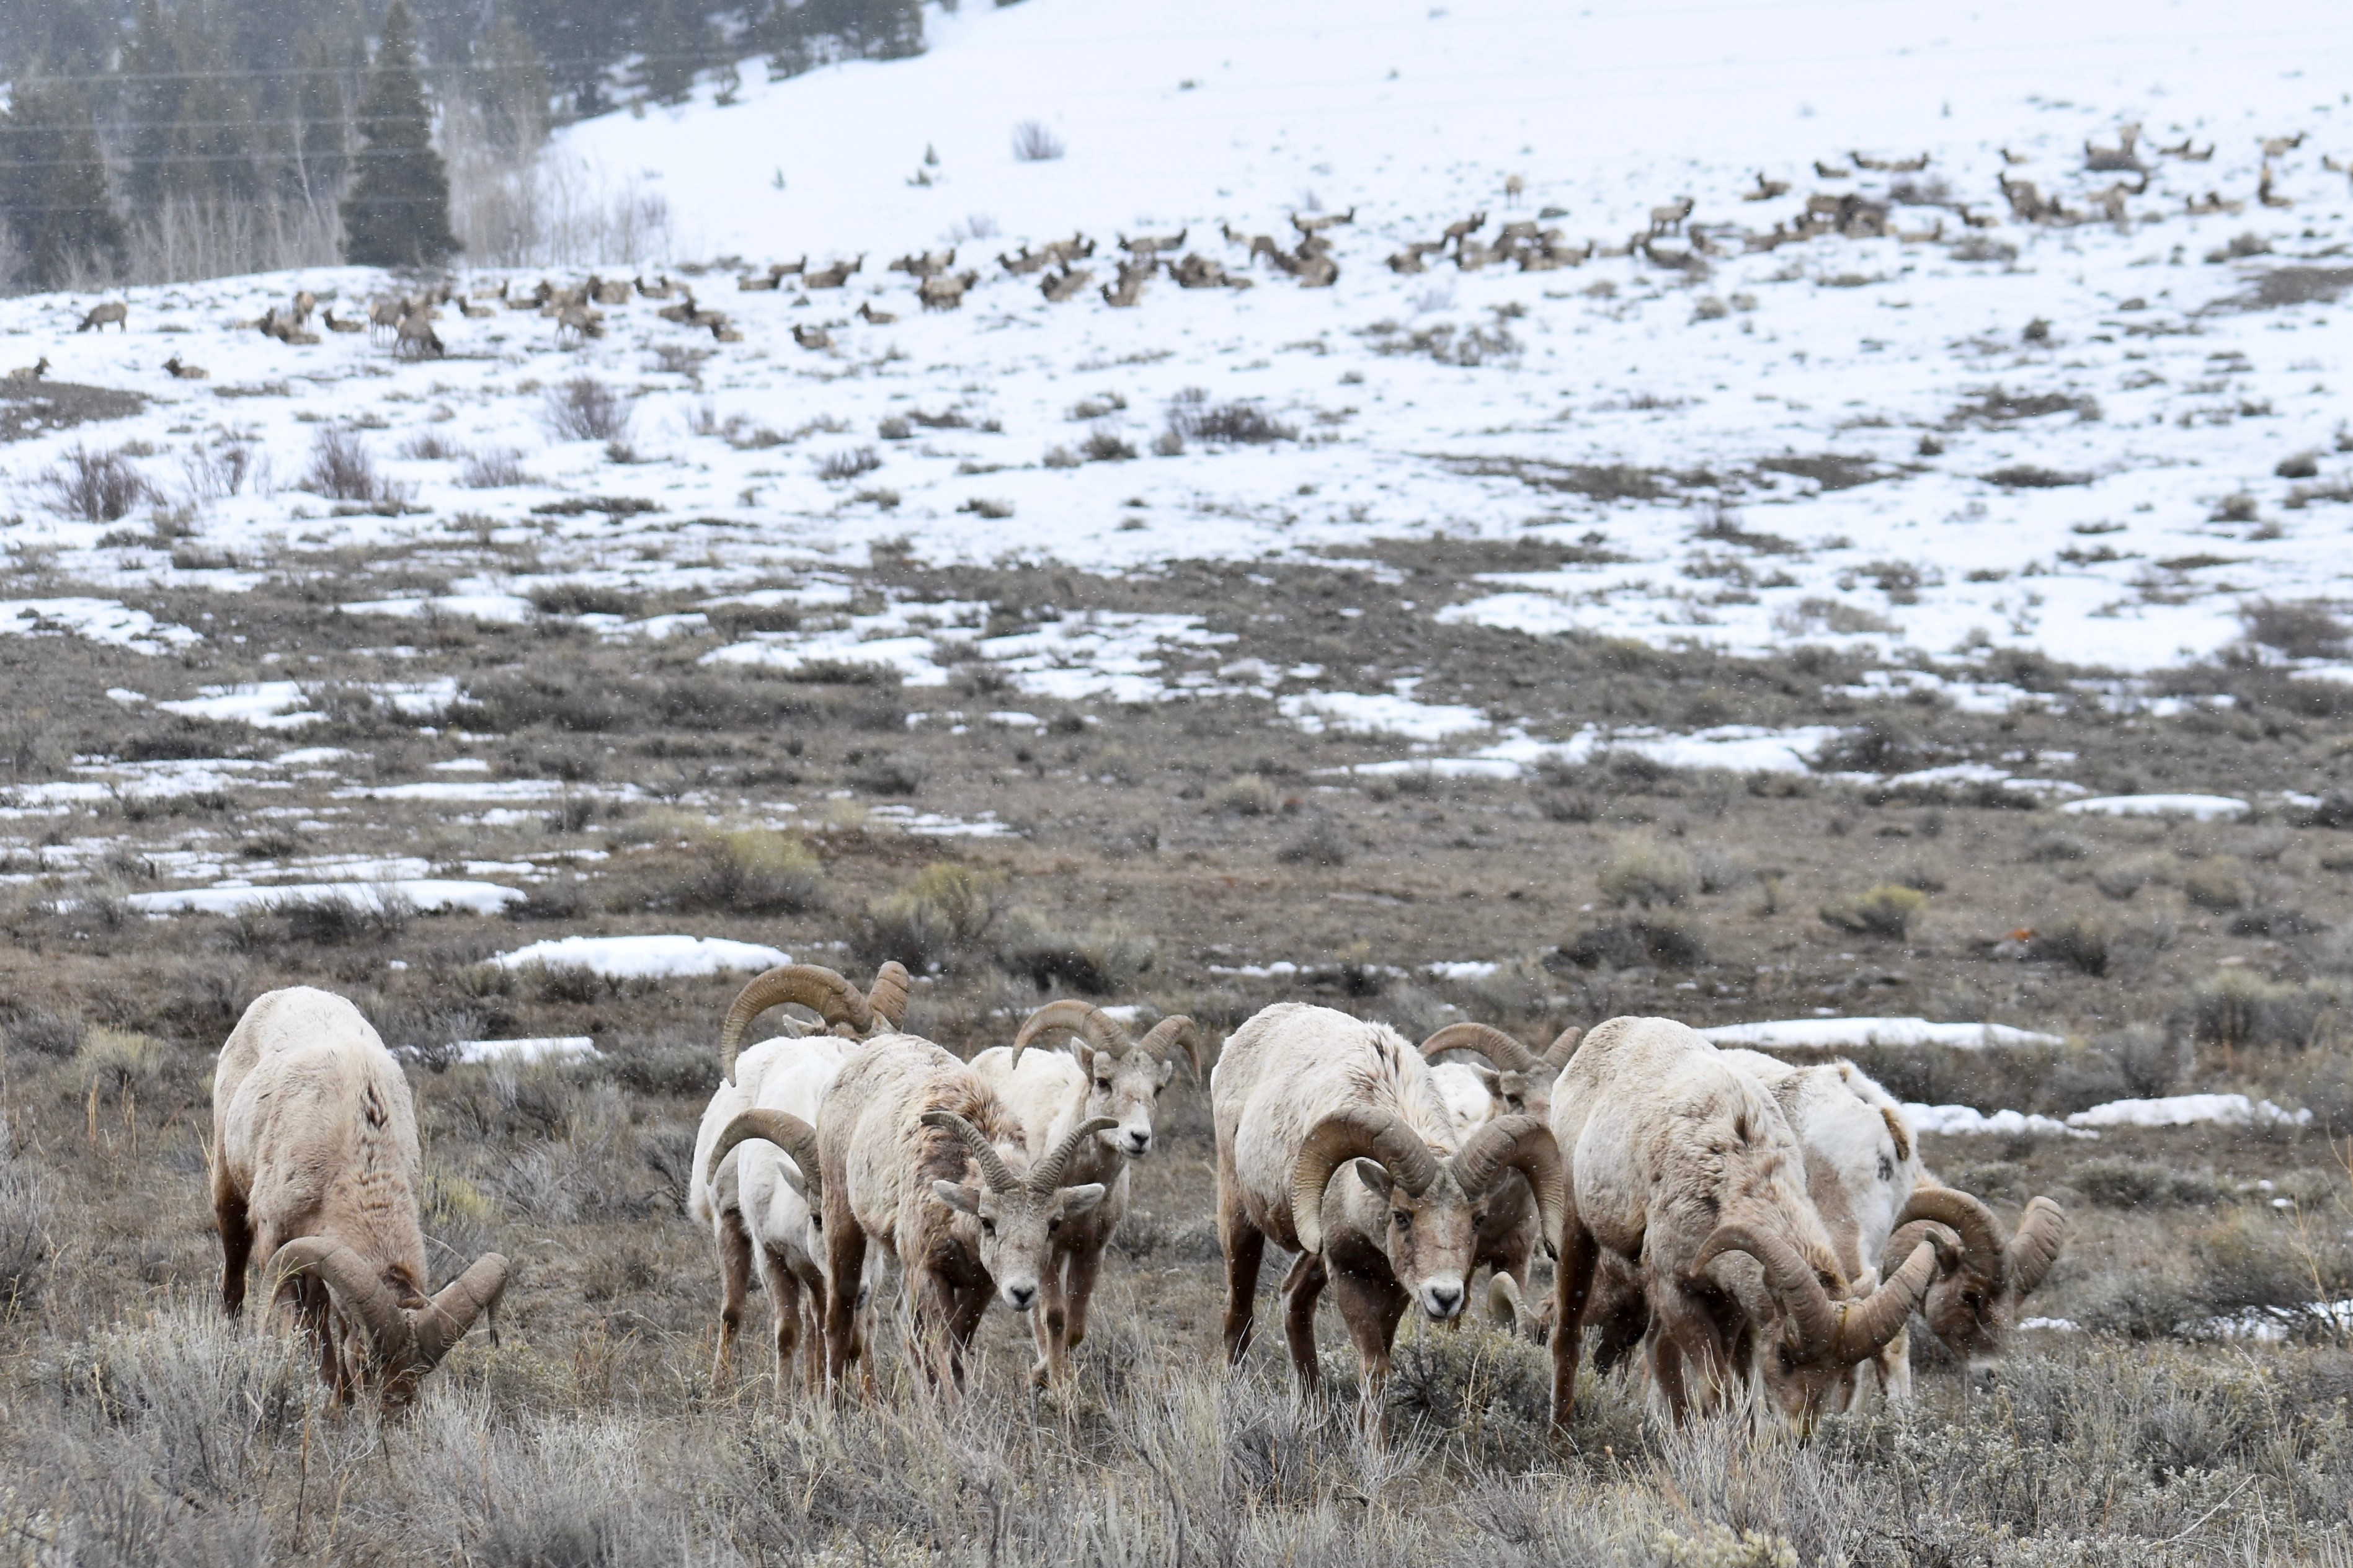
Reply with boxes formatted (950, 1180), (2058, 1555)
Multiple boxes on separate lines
(811, 1216), (822, 1230)
(1048, 1217), (1062, 1233)
(981, 1219), (995, 1236)
(1392, 1210), (1412, 1229)
(1096, 1079), (1113, 1091)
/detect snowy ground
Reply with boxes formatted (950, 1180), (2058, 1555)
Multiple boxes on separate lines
(4, 0), (2352, 699)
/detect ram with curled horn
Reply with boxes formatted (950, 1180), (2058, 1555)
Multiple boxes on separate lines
(1886, 1184), (2066, 1370)
(1212, 1003), (1563, 1417)
(816, 1025), (1111, 1396)
(971, 999), (1206, 1383)
(1547, 1017), (1947, 1428)
(718, 960), (909, 1082)
(1418, 1022), (1582, 1339)
(210, 988), (507, 1409)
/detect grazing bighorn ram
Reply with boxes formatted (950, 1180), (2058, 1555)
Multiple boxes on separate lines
(817, 1021), (1113, 1396)
(1887, 1186), (2066, 1373)
(971, 1001), (1204, 1384)
(1547, 1017), (1944, 1428)
(693, 962), (907, 1392)
(1214, 1003), (1562, 1415)
(211, 987), (506, 1409)
(1420, 1023), (1583, 1336)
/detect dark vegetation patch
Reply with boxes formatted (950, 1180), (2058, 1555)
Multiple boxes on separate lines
(1756, 453), (1882, 492)
(2253, 267), (2353, 309)
(1947, 386), (2101, 426)
(0, 382), (146, 441)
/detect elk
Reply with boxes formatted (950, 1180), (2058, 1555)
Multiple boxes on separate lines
(1745, 172), (1791, 201)
(793, 323), (834, 351)
(1170, 252), (1249, 289)
(163, 354), (207, 380)
(368, 298), (405, 340)
(1648, 196), (1695, 236)
(1039, 266), (1092, 303)
(1813, 160), (1851, 179)
(971, 1001), (1204, 1383)
(658, 290), (701, 324)
(212, 988), (506, 1409)
(1041, 233), (1094, 264)
(1854, 151), (1930, 173)
(1119, 228), (1188, 257)
(858, 301), (898, 324)
(804, 257), (864, 289)
(394, 310), (445, 360)
(1504, 174), (1526, 204)
(2083, 123), (2143, 172)
(999, 246), (1053, 276)
(889, 248), (956, 279)
(1214, 1003), (1562, 1419)
(1291, 208), (1354, 234)
(1547, 1017), (1943, 1428)
(1101, 260), (1154, 308)
(76, 301), (127, 332)
(555, 303), (605, 345)
(2262, 132), (2306, 159)
(1441, 211), (1487, 247)
(2160, 135), (2213, 160)
(917, 270), (981, 310)
(2259, 164), (2293, 208)
(636, 275), (678, 298)
(6, 356), (50, 383)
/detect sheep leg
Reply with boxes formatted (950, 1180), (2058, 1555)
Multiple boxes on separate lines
(213, 1183), (252, 1319)
(760, 1244), (802, 1397)
(1281, 1252), (1327, 1397)
(822, 1210), (870, 1393)
(1029, 1246), (1070, 1387)
(1062, 1240), (1103, 1351)
(942, 1278), (992, 1395)
(712, 1207), (754, 1387)
(1217, 1164), (1266, 1366)
(1549, 1223), (1599, 1428)
(1329, 1267), (1408, 1430)
(792, 1256), (829, 1394)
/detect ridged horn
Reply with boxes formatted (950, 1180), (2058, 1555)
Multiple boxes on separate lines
(1834, 1238), (1941, 1363)
(921, 1109), (1021, 1194)
(411, 1253), (510, 1370)
(1539, 1027), (1585, 1073)
(1449, 1115), (1565, 1243)
(1289, 1112), (1439, 1256)
(1011, 1000), (1131, 1070)
(1885, 1219), (1964, 1277)
(719, 965), (873, 1082)
(267, 1238), (414, 1362)
(1894, 1187), (2004, 1285)
(1419, 1023), (1537, 1074)
(707, 1109), (822, 1206)
(1137, 1015), (1205, 1079)
(2005, 1197), (2067, 1296)
(866, 962), (911, 1030)
(1696, 1221), (1840, 1363)
(1487, 1272), (1526, 1333)
(1030, 1116), (1119, 1193)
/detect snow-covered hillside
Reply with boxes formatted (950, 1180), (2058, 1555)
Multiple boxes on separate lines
(6, 0), (2353, 683)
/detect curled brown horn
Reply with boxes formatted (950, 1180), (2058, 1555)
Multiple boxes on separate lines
(921, 1109), (1022, 1194)
(1419, 1023), (1537, 1074)
(1696, 1221), (1840, 1363)
(1834, 1238), (1941, 1363)
(720, 965), (873, 1082)
(1884, 1219), (1964, 1277)
(1487, 1272), (1525, 1332)
(268, 1238), (414, 1362)
(866, 962), (911, 1030)
(1539, 1027), (1585, 1073)
(2005, 1197), (2067, 1296)
(707, 1109), (823, 1206)
(1449, 1115), (1565, 1244)
(1895, 1187), (2004, 1286)
(1289, 1112), (1439, 1255)
(1137, 1016), (1205, 1080)
(1012, 1000), (1131, 1070)
(411, 1253), (510, 1371)
(1030, 1116), (1119, 1193)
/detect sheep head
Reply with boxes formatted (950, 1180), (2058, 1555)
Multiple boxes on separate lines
(718, 963), (882, 1081)
(1012, 1001), (1203, 1161)
(1696, 1217), (1952, 1425)
(1419, 1024), (1581, 1121)
(923, 1110), (1111, 1313)
(1292, 1111), (1562, 1324)
(268, 1238), (507, 1411)
(1890, 1188), (2068, 1363)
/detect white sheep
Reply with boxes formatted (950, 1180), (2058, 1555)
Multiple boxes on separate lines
(970, 999), (1203, 1384)
(1212, 1003), (1562, 1416)
(210, 986), (505, 1408)
(693, 962), (907, 1393)
(1547, 1017), (1945, 1428)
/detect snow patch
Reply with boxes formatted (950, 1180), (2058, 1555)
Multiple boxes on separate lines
(492, 934), (788, 979)
(1701, 1017), (2065, 1051)
(2059, 794), (2251, 822)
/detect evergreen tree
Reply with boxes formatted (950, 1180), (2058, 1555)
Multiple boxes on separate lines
(342, 0), (458, 267)
(0, 81), (127, 288)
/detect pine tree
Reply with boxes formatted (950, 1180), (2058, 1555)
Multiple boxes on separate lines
(0, 81), (127, 289)
(343, 0), (458, 268)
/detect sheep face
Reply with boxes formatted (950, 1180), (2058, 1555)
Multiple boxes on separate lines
(1079, 1045), (1176, 1159)
(933, 1179), (1106, 1311)
(1347, 1160), (1475, 1321)
(1919, 1266), (2006, 1363)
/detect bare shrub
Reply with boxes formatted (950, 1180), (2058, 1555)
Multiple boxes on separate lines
(2029, 913), (2111, 976)
(815, 446), (883, 482)
(1166, 388), (1297, 445)
(298, 427), (404, 503)
(669, 828), (824, 915)
(2182, 856), (2253, 912)
(855, 862), (1005, 972)
(462, 448), (531, 487)
(1211, 773), (1279, 815)
(180, 440), (267, 501)
(2241, 600), (2348, 658)
(1820, 882), (1926, 939)
(1563, 913), (1710, 968)
(43, 445), (151, 521)
(998, 909), (1156, 994)
(1011, 120), (1065, 162)
(543, 378), (634, 442)
(2188, 968), (2335, 1050)
(1081, 427), (1137, 462)
(0, 1123), (53, 1307)
(1597, 835), (1696, 907)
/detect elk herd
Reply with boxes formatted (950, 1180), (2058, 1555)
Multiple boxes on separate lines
(208, 962), (2066, 1437)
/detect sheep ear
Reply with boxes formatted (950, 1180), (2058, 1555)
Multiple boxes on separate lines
(1472, 1066), (1502, 1096)
(932, 1180), (980, 1215)
(1158, 1058), (1176, 1088)
(1350, 1158), (1395, 1200)
(1059, 1183), (1107, 1216)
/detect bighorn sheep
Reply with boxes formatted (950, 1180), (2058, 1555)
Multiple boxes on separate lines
(818, 1028), (1113, 1396)
(77, 301), (127, 332)
(971, 1001), (1204, 1384)
(804, 257), (864, 289)
(1547, 1017), (1943, 1428)
(211, 988), (506, 1407)
(1887, 1187), (2066, 1373)
(1213, 1003), (1562, 1416)
(694, 963), (907, 1392)
(1420, 1023), (1581, 1336)
(1648, 197), (1695, 237)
